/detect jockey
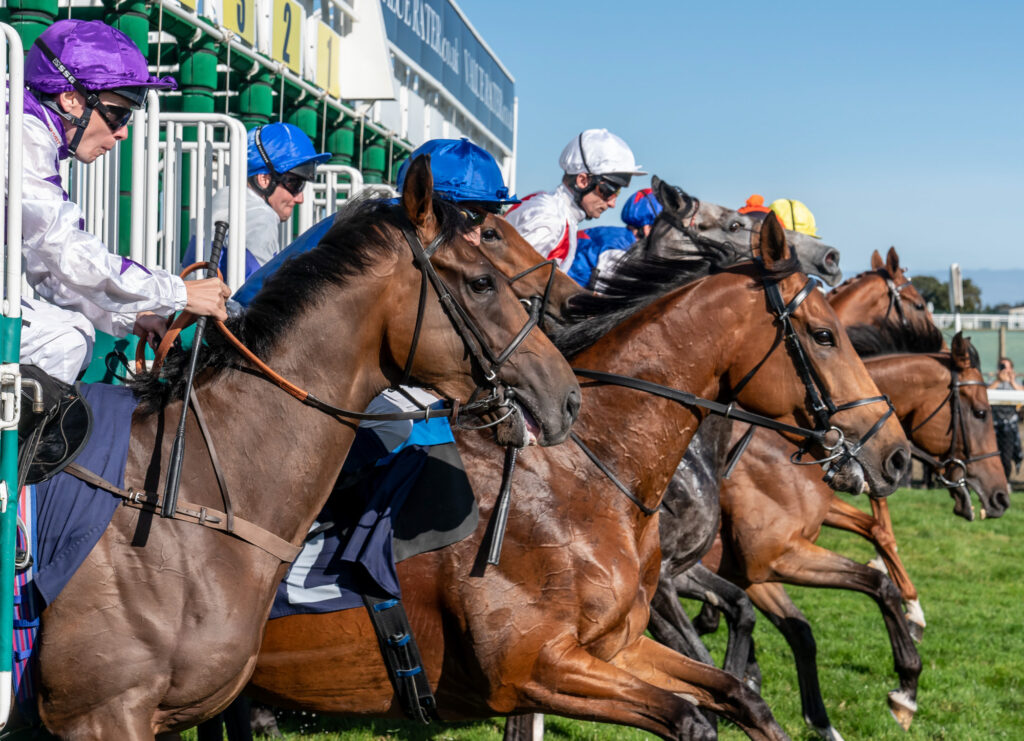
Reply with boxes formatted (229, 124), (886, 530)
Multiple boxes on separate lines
(738, 194), (773, 215)
(15, 19), (230, 385)
(505, 128), (646, 275)
(569, 187), (662, 290)
(769, 198), (819, 237)
(187, 123), (331, 278)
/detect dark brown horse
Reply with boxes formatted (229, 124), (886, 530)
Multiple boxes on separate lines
(26, 158), (582, 739)
(703, 333), (1005, 741)
(247, 217), (908, 741)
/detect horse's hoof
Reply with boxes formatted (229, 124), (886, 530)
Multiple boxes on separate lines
(887, 689), (917, 730)
(814, 725), (846, 741)
(907, 620), (924, 644)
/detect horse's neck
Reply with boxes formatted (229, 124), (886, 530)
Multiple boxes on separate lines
(829, 277), (885, 324)
(168, 287), (389, 545)
(866, 354), (948, 431)
(570, 285), (731, 510)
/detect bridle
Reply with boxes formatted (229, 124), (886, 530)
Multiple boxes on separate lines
(882, 270), (917, 329)
(908, 367), (1000, 493)
(571, 268), (897, 514)
(145, 208), (555, 430)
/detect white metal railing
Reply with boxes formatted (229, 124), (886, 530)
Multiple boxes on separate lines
(932, 313), (1024, 330)
(0, 21), (24, 732)
(295, 164), (364, 236)
(987, 388), (1024, 406)
(135, 91), (249, 290)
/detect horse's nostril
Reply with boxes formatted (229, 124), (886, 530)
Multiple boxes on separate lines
(886, 448), (909, 481)
(565, 388), (581, 422)
(992, 490), (1010, 515)
(825, 249), (840, 268)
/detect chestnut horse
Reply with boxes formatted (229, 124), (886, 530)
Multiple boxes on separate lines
(24, 158), (582, 739)
(248, 217), (908, 741)
(703, 332), (1006, 741)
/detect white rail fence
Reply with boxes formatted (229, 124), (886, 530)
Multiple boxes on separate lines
(931, 313), (1024, 331)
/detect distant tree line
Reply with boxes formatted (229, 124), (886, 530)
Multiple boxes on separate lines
(910, 275), (983, 313)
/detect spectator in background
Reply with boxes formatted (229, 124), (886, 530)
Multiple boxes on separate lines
(988, 356), (1024, 478)
(569, 187), (662, 290)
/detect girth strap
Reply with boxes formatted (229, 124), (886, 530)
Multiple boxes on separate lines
(62, 462), (301, 563)
(363, 594), (439, 724)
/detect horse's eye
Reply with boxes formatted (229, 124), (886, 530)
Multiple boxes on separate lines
(915, 303), (925, 311)
(481, 228), (499, 242)
(973, 408), (987, 420)
(812, 329), (836, 346)
(728, 221), (741, 232)
(469, 275), (495, 294)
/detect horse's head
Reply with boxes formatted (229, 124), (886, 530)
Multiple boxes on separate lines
(832, 247), (940, 352)
(930, 333), (1009, 520)
(384, 155), (580, 446)
(475, 215), (583, 328)
(644, 177), (841, 285)
(727, 215), (910, 496)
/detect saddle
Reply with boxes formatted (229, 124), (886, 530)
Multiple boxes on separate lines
(17, 366), (93, 486)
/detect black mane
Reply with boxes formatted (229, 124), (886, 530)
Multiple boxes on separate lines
(846, 317), (945, 358)
(550, 248), (801, 358)
(131, 196), (467, 412)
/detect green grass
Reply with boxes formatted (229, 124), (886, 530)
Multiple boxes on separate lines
(188, 488), (1021, 740)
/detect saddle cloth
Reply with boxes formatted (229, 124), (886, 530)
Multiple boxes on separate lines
(270, 441), (477, 618)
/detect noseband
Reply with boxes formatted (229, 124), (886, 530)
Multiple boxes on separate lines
(908, 369), (1000, 492)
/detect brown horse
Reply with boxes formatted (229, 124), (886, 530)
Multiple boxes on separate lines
(700, 333), (1006, 741)
(26, 158), (582, 739)
(247, 216), (908, 741)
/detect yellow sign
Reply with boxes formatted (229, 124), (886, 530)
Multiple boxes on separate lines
(273, 0), (303, 75)
(223, 0), (255, 46)
(178, 0), (196, 10)
(315, 22), (341, 98)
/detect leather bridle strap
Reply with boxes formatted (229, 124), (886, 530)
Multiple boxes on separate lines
(570, 431), (658, 516)
(573, 368), (827, 442)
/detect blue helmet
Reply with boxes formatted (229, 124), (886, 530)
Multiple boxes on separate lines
(620, 188), (663, 228)
(247, 123), (331, 179)
(395, 138), (519, 206)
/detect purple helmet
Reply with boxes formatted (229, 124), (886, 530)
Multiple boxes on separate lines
(26, 19), (176, 106)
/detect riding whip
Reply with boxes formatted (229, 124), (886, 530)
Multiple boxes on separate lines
(161, 221), (228, 518)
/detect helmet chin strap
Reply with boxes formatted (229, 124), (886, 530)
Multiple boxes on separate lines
(41, 98), (92, 156)
(251, 125), (281, 204)
(570, 131), (600, 211)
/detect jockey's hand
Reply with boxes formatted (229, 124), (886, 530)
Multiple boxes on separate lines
(132, 312), (170, 350)
(185, 277), (231, 321)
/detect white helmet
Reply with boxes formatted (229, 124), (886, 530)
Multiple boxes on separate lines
(559, 129), (646, 187)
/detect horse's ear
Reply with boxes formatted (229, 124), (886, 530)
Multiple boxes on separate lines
(401, 154), (436, 231)
(653, 176), (682, 214)
(759, 212), (790, 268)
(951, 331), (972, 370)
(886, 246), (901, 275)
(870, 250), (884, 270)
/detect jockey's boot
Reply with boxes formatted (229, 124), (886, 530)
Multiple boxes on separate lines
(16, 365), (93, 486)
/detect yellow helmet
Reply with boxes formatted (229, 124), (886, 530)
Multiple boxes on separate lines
(769, 198), (819, 238)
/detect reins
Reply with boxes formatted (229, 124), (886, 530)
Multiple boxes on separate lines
(570, 270), (895, 515)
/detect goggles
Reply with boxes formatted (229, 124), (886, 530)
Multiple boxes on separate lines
(96, 103), (134, 133)
(276, 171), (309, 196)
(594, 178), (621, 201)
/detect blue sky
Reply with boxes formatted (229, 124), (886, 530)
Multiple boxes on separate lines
(460, 0), (1023, 277)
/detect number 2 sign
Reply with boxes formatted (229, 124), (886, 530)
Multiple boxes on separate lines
(273, 0), (303, 74)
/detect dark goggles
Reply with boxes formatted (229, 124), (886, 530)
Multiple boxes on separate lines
(594, 178), (622, 200)
(95, 102), (135, 133)
(458, 207), (488, 228)
(276, 172), (310, 196)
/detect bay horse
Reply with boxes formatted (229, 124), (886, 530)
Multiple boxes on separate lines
(247, 216), (908, 741)
(700, 332), (1006, 741)
(24, 157), (582, 739)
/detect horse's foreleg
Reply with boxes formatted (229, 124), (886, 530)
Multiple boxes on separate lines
(610, 636), (789, 741)
(675, 564), (760, 690)
(764, 539), (922, 730)
(822, 496), (923, 640)
(745, 582), (840, 741)
(523, 640), (717, 741)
